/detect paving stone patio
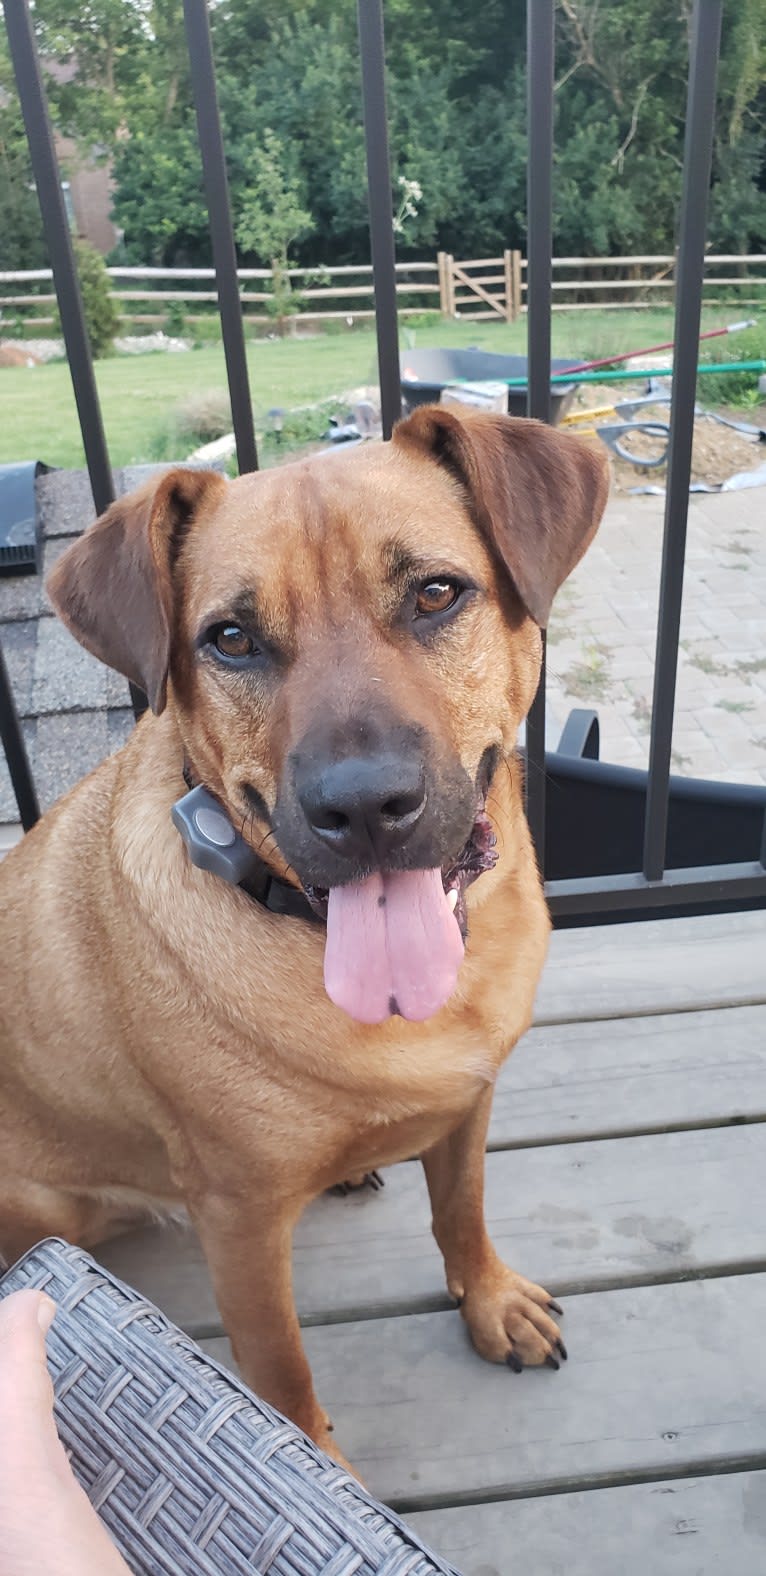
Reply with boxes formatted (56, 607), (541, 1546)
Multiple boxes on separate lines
(1, 470), (764, 827)
(546, 487), (766, 786)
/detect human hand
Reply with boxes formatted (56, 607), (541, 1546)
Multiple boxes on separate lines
(0, 1289), (131, 1576)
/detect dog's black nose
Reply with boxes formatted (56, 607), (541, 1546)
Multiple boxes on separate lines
(298, 754), (427, 862)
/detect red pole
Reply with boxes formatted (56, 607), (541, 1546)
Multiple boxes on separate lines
(557, 319), (755, 377)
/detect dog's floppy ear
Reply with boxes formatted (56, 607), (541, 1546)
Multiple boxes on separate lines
(393, 407), (608, 627)
(46, 467), (226, 715)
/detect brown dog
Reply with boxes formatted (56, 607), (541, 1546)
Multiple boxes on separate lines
(0, 407), (607, 1462)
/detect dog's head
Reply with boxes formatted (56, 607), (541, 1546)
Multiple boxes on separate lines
(48, 409), (607, 1025)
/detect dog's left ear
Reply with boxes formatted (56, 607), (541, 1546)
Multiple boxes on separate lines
(46, 467), (226, 714)
(393, 407), (609, 627)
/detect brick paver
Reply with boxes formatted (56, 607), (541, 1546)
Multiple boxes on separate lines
(546, 490), (766, 785)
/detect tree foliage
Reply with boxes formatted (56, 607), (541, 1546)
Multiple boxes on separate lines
(0, 0), (764, 268)
(0, 48), (47, 270)
(235, 127), (313, 330)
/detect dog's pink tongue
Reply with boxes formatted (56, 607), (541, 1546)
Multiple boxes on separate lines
(324, 868), (464, 1024)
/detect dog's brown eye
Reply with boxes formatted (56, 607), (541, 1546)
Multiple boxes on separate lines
(415, 580), (460, 617)
(214, 625), (254, 659)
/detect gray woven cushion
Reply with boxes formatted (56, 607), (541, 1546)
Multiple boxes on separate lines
(1, 1238), (461, 1576)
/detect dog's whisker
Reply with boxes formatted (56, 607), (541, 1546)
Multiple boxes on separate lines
(485, 793), (514, 837)
(255, 827), (274, 857)
(522, 754), (553, 786)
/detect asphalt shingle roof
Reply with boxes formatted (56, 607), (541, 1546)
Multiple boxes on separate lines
(0, 468), (159, 823)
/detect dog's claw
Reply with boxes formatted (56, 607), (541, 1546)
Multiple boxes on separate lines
(329, 1170), (385, 1197)
(506, 1352), (524, 1374)
(545, 1354), (560, 1371)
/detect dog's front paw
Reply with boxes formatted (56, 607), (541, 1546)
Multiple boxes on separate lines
(459, 1264), (566, 1371)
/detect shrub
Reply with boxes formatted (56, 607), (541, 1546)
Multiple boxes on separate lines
(257, 399), (348, 463)
(170, 389), (233, 447)
(697, 320), (766, 408)
(54, 238), (120, 359)
(189, 315), (223, 345)
(164, 300), (188, 338)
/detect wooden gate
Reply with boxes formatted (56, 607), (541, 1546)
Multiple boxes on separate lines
(437, 250), (521, 320)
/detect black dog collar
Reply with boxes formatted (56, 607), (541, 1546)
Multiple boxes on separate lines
(172, 775), (321, 925)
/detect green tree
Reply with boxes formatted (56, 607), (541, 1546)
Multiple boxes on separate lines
(3, 0), (765, 272)
(112, 118), (208, 264)
(235, 128), (313, 332)
(33, 0), (151, 147)
(0, 33), (47, 271)
(0, 98), (48, 272)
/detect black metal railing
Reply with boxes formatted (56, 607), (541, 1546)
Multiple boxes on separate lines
(523, 0), (555, 871)
(1, 0), (765, 921)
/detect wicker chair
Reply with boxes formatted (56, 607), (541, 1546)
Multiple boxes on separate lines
(1, 1238), (460, 1576)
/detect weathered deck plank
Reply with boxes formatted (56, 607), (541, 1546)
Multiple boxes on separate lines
(101, 1120), (766, 1328)
(409, 1470), (766, 1575)
(491, 1003), (766, 1146)
(201, 1275), (766, 1507)
(536, 910), (766, 1023)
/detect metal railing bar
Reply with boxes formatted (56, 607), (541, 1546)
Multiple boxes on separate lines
(0, 640), (40, 830)
(356, 0), (401, 440)
(183, 0), (258, 477)
(546, 859), (766, 917)
(524, 641), (547, 874)
(3, 0), (146, 724)
(3, 0), (113, 518)
(642, 0), (723, 883)
(526, 0), (554, 428)
(523, 0), (555, 874)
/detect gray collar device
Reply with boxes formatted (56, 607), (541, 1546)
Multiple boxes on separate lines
(171, 783), (321, 923)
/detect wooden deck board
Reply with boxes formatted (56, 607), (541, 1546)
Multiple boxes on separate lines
(287, 1122), (766, 1312)
(102, 1120), (766, 1327)
(536, 910), (766, 1023)
(409, 1471), (766, 1576)
(490, 1003), (766, 1146)
(201, 1274), (766, 1506)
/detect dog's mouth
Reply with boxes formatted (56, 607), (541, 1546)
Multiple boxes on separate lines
(439, 802), (499, 935)
(303, 798), (498, 1026)
(304, 804), (498, 936)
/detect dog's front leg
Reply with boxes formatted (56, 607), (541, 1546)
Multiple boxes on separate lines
(422, 1087), (566, 1372)
(191, 1194), (343, 1457)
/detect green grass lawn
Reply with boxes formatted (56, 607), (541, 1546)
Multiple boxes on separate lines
(0, 308), (752, 471)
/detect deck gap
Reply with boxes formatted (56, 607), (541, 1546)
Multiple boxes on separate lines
(188, 1256), (766, 1340)
(389, 1450), (766, 1517)
(484, 1110), (766, 1155)
(535, 993), (766, 1029)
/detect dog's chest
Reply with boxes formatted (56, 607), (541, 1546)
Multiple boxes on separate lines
(313, 1026), (498, 1174)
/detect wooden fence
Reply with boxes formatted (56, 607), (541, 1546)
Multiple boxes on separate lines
(1, 253), (765, 330)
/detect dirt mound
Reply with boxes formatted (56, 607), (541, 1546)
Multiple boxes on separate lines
(570, 385), (763, 491)
(0, 343), (40, 367)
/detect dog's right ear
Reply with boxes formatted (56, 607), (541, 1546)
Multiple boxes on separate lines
(46, 467), (226, 715)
